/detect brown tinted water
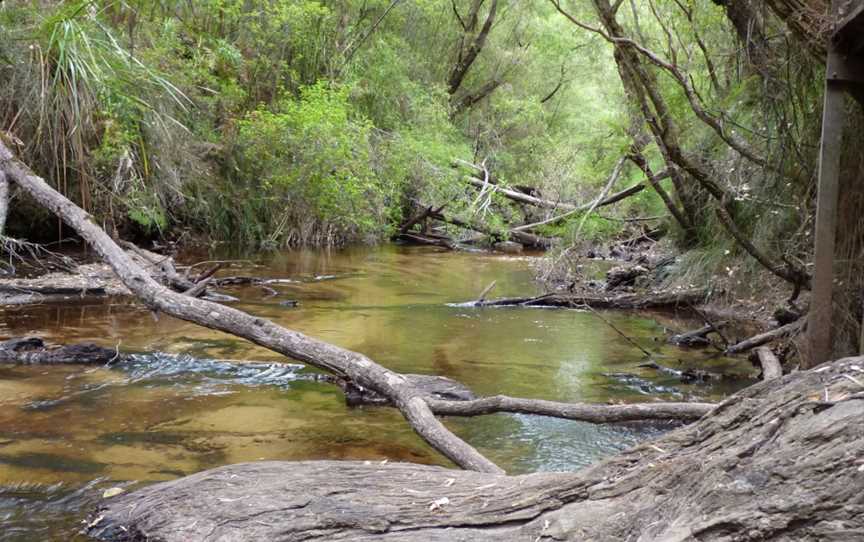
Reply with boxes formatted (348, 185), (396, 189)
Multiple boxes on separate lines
(0, 245), (756, 540)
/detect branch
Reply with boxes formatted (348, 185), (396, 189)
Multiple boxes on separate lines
(725, 319), (805, 355)
(342, 0), (403, 64)
(715, 205), (810, 288)
(0, 171), (8, 236)
(448, 0), (498, 95)
(548, 0), (767, 167)
(428, 396), (713, 422)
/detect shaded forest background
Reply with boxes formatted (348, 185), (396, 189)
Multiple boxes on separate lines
(1, 0), (862, 356)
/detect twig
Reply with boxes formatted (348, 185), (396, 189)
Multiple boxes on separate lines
(576, 303), (653, 357)
(474, 281), (497, 305)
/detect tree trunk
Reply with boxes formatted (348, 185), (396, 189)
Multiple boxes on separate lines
(88, 355), (864, 541)
(473, 288), (707, 310)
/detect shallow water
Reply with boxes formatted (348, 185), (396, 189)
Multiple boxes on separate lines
(0, 245), (756, 540)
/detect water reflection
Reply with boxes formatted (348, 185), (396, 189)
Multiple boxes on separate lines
(0, 245), (756, 539)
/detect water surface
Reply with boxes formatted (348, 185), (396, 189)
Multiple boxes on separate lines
(0, 245), (755, 540)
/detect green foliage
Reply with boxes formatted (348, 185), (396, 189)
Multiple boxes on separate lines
(232, 83), (389, 244)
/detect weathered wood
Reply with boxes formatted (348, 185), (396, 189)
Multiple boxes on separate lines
(605, 264), (648, 290)
(464, 176), (577, 210)
(0, 139), (503, 475)
(428, 395), (712, 422)
(398, 204), (447, 235)
(0, 171), (8, 236)
(808, 21), (848, 367)
(88, 356), (864, 541)
(431, 210), (556, 248)
(0, 337), (120, 365)
(474, 280), (497, 304)
(755, 346), (783, 380)
(726, 319), (806, 355)
(473, 288), (707, 310)
(669, 322), (725, 347)
(396, 232), (457, 249)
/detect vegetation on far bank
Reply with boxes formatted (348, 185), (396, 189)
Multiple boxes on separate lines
(1, 0), (863, 357)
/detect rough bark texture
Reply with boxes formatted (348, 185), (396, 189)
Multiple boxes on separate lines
(756, 346), (783, 380)
(473, 288), (706, 310)
(0, 249), (234, 306)
(669, 322), (724, 347)
(0, 170), (8, 236)
(726, 319), (806, 354)
(89, 355), (864, 541)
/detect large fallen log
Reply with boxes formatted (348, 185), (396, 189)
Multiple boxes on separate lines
(430, 209), (557, 248)
(88, 356), (864, 541)
(472, 288), (707, 310)
(464, 176), (578, 210)
(725, 318), (806, 355)
(0, 140), (712, 476)
(755, 346), (783, 380)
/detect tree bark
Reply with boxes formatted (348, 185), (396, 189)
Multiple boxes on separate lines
(472, 288), (707, 310)
(448, 0), (498, 96)
(0, 171), (8, 236)
(464, 175), (578, 210)
(726, 319), (806, 354)
(88, 355), (864, 541)
(755, 345), (783, 380)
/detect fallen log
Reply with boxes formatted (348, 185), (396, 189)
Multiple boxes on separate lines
(88, 356), (864, 541)
(430, 210), (556, 248)
(0, 337), (120, 365)
(395, 232), (457, 249)
(465, 176), (576, 210)
(669, 322), (726, 347)
(427, 395), (712, 422)
(755, 346), (783, 380)
(472, 288), (707, 310)
(1, 140), (708, 476)
(725, 319), (806, 355)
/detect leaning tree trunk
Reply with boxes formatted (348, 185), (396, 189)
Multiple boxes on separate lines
(88, 355), (864, 541)
(0, 140), (711, 476)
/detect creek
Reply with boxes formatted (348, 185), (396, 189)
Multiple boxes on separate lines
(0, 245), (755, 541)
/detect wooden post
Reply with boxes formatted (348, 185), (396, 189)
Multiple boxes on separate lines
(806, 3), (850, 368)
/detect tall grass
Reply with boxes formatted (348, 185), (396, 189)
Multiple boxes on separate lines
(1, 0), (189, 232)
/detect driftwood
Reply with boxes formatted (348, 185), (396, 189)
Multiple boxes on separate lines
(427, 395), (711, 422)
(669, 322), (726, 347)
(473, 288), (707, 310)
(430, 209), (556, 248)
(395, 232), (457, 249)
(0, 140), (715, 476)
(88, 356), (864, 541)
(465, 176), (577, 210)
(755, 346), (783, 380)
(0, 246), (236, 306)
(725, 319), (806, 355)
(0, 170), (8, 235)
(0, 337), (120, 365)
(397, 204), (447, 235)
